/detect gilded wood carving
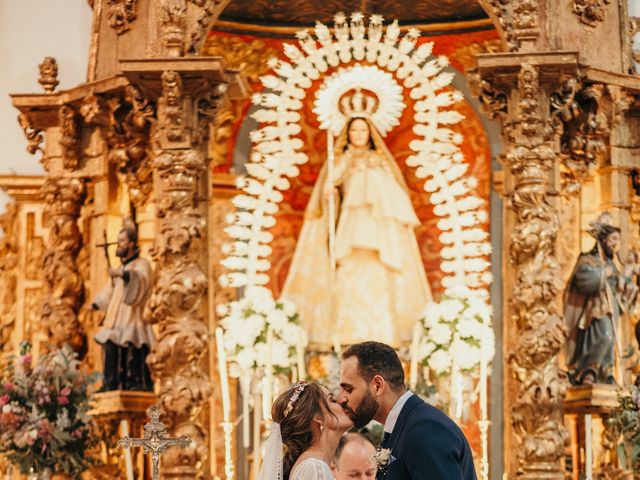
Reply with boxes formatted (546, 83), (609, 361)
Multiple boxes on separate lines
(38, 57), (59, 93)
(0, 204), (19, 365)
(572, 0), (611, 27)
(144, 69), (221, 478)
(506, 65), (569, 477)
(41, 176), (86, 352)
(107, 0), (138, 34)
(80, 85), (155, 209)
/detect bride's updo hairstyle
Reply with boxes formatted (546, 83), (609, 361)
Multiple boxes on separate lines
(271, 381), (333, 479)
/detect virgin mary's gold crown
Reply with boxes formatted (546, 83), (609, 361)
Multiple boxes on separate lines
(339, 89), (379, 119)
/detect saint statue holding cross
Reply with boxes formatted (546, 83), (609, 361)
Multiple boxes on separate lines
(93, 219), (154, 391)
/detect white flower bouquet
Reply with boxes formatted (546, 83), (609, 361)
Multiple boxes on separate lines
(218, 286), (308, 378)
(418, 294), (494, 377)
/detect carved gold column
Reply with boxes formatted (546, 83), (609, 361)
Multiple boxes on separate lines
(0, 203), (19, 363)
(121, 58), (232, 480)
(41, 175), (86, 351)
(13, 70), (87, 352)
(472, 53), (581, 478)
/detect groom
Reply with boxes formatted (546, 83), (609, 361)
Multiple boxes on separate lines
(338, 341), (477, 479)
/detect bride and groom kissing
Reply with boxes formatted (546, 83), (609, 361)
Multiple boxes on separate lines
(259, 341), (477, 480)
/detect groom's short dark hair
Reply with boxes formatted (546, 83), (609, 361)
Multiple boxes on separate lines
(342, 341), (405, 391)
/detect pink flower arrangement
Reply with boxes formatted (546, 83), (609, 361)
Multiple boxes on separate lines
(0, 343), (99, 476)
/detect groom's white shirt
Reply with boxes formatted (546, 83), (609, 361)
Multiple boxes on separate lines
(383, 390), (413, 434)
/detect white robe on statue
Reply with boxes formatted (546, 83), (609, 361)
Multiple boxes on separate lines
(94, 256), (155, 348)
(280, 118), (432, 348)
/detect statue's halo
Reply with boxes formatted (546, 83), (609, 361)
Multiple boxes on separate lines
(313, 65), (405, 137)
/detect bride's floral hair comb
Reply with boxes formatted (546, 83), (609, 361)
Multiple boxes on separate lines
(284, 381), (308, 417)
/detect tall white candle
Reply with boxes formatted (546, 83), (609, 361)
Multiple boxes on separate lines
(261, 377), (270, 421)
(409, 322), (421, 390)
(215, 328), (231, 423)
(264, 330), (274, 421)
(479, 331), (490, 480)
(120, 419), (134, 480)
(252, 390), (261, 480)
(241, 377), (251, 449)
(327, 129), (336, 273)
(480, 335), (488, 420)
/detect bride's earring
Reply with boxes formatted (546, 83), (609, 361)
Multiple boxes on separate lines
(320, 424), (325, 432)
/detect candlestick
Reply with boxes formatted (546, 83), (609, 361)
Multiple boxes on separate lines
(252, 390), (261, 480)
(480, 340), (488, 420)
(261, 377), (270, 421)
(409, 322), (421, 390)
(264, 330), (274, 421)
(120, 419), (134, 480)
(455, 371), (464, 419)
(241, 377), (251, 449)
(479, 331), (490, 480)
(215, 328), (231, 423)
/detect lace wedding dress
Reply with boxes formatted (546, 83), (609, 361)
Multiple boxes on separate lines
(290, 458), (334, 480)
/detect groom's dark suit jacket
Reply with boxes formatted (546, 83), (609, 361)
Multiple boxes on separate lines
(377, 394), (477, 480)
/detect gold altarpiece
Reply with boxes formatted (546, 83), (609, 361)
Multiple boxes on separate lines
(1, 1), (640, 479)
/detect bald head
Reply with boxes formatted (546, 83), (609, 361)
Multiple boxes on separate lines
(332, 433), (377, 480)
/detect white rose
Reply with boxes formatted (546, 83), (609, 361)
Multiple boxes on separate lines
(457, 318), (483, 340)
(235, 348), (256, 372)
(421, 302), (442, 328)
(429, 322), (453, 346)
(282, 301), (298, 318)
(459, 346), (481, 371)
(418, 339), (436, 360)
(266, 309), (289, 332)
(246, 314), (266, 337)
(429, 349), (452, 375)
(281, 323), (305, 346)
(236, 298), (252, 312)
(254, 343), (269, 368)
(271, 340), (292, 368)
(467, 297), (492, 322)
(440, 299), (463, 321)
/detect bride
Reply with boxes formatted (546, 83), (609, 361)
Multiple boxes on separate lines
(259, 381), (354, 480)
(281, 92), (432, 348)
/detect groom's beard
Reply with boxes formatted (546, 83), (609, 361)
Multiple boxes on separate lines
(350, 389), (379, 429)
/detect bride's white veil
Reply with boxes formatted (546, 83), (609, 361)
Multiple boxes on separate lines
(258, 422), (284, 480)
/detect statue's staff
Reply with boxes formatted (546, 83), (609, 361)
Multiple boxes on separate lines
(327, 128), (340, 354)
(327, 129), (337, 272)
(596, 238), (623, 385)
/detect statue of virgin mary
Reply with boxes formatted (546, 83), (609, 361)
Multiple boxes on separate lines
(280, 91), (432, 349)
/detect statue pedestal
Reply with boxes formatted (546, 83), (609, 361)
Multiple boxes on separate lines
(564, 384), (627, 480)
(88, 390), (156, 480)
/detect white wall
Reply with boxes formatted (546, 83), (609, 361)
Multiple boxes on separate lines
(0, 0), (92, 208)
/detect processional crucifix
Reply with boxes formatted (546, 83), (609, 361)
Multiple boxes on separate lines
(118, 405), (192, 480)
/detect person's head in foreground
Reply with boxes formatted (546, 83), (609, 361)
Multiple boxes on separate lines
(331, 432), (377, 480)
(271, 381), (353, 479)
(338, 341), (407, 428)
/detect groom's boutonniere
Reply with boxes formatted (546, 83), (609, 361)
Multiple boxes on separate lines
(372, 447), (394, 476)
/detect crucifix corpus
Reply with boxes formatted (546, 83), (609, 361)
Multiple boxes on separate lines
(118, 404), (192, 480)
